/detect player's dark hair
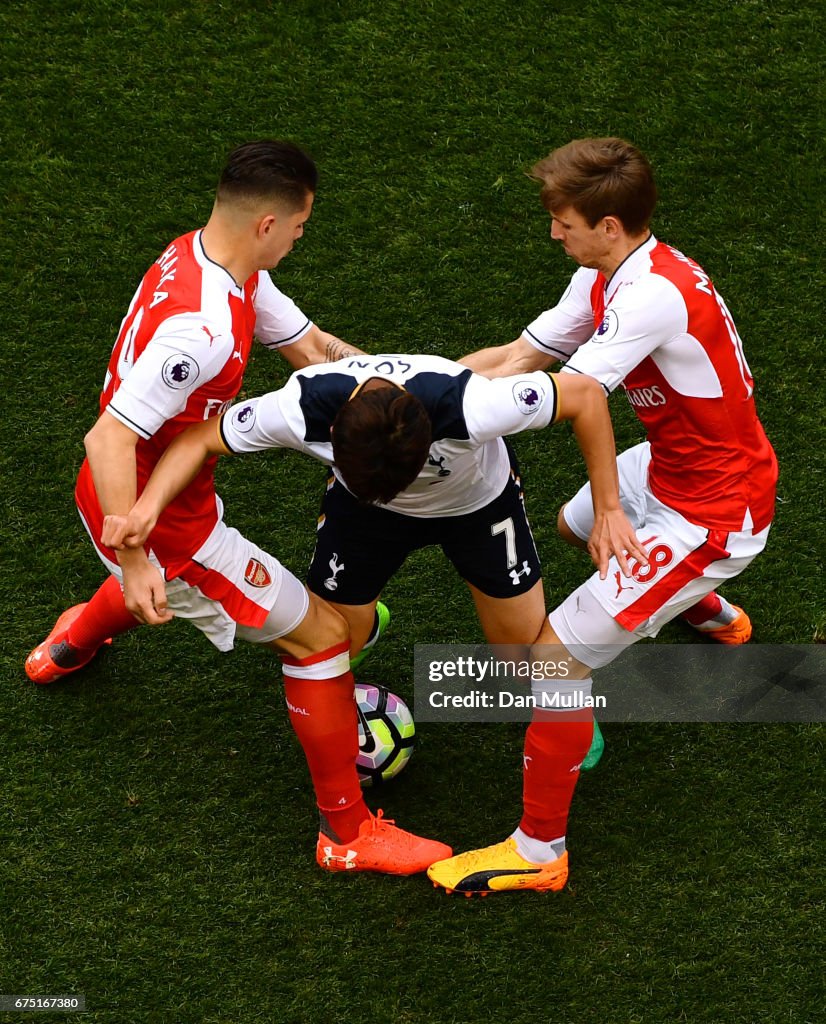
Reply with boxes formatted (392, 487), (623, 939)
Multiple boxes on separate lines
(332, 387), (432, 505)
(531, 137), (657, 235)
(216, 140), (318, 212)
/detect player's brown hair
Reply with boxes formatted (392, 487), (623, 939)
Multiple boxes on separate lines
(531, 138), (656, 235)
(216, 140), (318, 212)
(332, 386), (432, 505)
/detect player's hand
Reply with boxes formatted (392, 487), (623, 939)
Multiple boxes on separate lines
(102, 511), (157, 550)
(118, 550), (174, 626)
(587, 508), (649, 580)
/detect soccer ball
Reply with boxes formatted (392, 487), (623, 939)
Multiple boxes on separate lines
(355, 684), (415, 787)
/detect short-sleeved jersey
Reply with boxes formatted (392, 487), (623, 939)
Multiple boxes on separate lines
(220, 354), (559, 518)
(524, 235), (777, 532)
(75, 229), (312, 563)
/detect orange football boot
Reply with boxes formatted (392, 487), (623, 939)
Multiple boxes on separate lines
(317, 810), (452, 875)
(25, 604), (113, 684)
(699, 604), (752, 645)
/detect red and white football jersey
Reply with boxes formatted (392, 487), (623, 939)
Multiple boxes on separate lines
(76, 229), (312, 565)
(524, 236), (777, 532)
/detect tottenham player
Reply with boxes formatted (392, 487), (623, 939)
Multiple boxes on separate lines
(101, 355), (646, 653)
(25, 140), (450, 876)
(426, 137), (778, 895)
(98, 353), (647, 869)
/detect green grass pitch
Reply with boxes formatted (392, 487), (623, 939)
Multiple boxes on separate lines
(1, 2), (823, 1022)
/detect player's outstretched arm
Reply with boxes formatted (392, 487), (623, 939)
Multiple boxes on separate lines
(552, 373), (647, 579)
(101, 417), (228, 552)
(279, 325), (366, 369)
(460, 336), (556, 377)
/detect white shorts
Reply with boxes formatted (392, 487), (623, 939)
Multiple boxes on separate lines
(550, 442), (771, 669)
(82, 513), (309, 652)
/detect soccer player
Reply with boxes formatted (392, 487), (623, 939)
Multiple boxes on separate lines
(25, 140), (450, 876)
(100, 354), (646, 779)
(426, 137), (778, 894)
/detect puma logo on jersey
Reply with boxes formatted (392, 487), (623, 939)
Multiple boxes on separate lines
(201, 325), (219, 345)
(615, 571), (634, 597)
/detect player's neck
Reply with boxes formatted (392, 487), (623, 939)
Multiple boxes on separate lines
(598, 231), (651, 281)
(200, 219), (256, 288)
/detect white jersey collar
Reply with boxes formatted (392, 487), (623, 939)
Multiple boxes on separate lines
(194, 229), (245, 293)
(604, 233), (657, 292)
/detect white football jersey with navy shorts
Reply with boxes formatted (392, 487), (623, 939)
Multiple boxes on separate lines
(220, 354), (558, 517)
(220, 353), (559, 604)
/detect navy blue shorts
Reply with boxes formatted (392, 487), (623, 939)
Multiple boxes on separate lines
(307, 446), (541, 604)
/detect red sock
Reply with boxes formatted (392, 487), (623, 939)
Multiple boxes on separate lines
(681, 591), (723, 626)
(520, 710), (594, 841)
(66, 575), (140, 651)
(281, 642), (370, 843)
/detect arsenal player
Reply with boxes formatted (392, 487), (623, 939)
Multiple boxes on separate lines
(429, 137), (778, 895)
(26, 140), (450, 876)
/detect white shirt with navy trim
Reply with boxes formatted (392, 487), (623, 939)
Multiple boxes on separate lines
(221, 354), (557, 517)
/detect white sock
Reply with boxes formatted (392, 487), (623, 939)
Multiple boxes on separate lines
(694, 595), (739, 631)
(361, 610), (381, 650)
(511, 827), (565, 864)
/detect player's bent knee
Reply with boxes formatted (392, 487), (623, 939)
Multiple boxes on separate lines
(307, 593), (350, 649)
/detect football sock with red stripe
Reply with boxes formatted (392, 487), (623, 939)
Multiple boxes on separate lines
(281, 643), (370, 843)
(65, 575), (139, 653)
(681, 591), (738, 629)
(519, 698), (594, 844)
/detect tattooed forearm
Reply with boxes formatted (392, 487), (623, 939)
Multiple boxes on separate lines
(324, 337), (364, 361)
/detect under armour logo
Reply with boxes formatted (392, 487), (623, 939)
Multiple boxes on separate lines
(615, 570), (634, 597)
(427, 454), (451, 477)
(324, 553), (346, 591)
(509, 561), (532, 585)
(321, 846), (357, 869)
